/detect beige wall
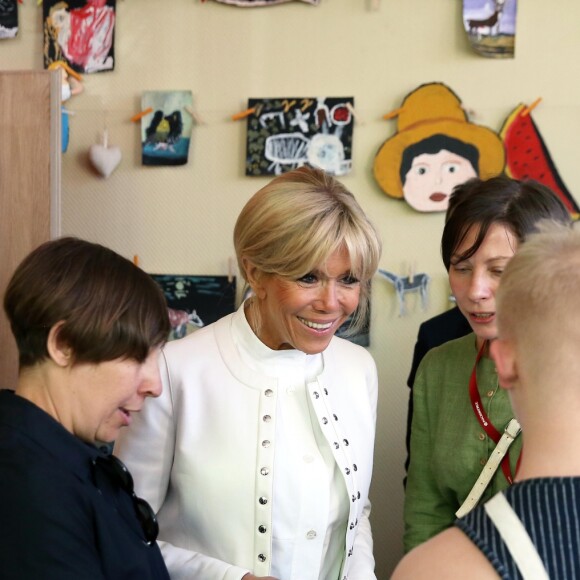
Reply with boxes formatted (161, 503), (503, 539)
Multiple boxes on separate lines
(3, 1), (580, 576)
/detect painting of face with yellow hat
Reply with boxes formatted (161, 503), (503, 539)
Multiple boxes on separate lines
(374, 82), (505, 212)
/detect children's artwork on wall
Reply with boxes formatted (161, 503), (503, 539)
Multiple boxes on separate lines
(0, 0), (18, 39)
(463, 0), (517, 58)
(151, 275), (236, 341)
(373, 82), (505, 213)
(208, 0), (319, 6)
(501, 102), (580, 219)
(141, 91), (193, 166)
(43, 0), (116, 74)
(245, 97), (354, 176)
(48, 61), (84, 153)
(377, 269), (430, 317)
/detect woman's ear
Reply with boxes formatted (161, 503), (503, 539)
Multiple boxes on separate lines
(46, 321), (73, 367)
(490, 337), (519, 389)
(242, 257), (266, 300)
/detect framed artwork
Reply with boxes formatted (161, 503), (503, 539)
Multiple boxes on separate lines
(246, 97), (354, 176)
(0, 0), (18, 39)
(43, 0), (116, 74)
(141, 91), (193, 166)
(463, 0), (517, 58)
(151, 275), (236, 341)
(374, 82), (505, 213)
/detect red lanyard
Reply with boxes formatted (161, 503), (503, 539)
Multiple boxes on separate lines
(469, 340), (520, 484)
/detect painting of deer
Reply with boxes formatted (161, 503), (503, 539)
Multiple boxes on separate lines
(467, 0), (506, 37)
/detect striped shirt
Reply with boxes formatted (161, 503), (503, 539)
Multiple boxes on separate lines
(456, 478), (580, 579)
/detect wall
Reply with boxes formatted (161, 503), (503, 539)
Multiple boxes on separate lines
(3, 1), (580, 576)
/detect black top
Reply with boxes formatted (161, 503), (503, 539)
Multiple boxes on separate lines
(404, 306), (472, 477)
(0, 389), (170, 580)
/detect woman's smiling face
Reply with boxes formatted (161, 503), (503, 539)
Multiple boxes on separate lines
(250, 247), (361, 354)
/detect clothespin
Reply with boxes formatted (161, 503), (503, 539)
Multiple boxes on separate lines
(382, 107), (402, 120)
(408, 262), (416, 284)
(133, 255), (139, 267)
(130, 107), (153, 123)
(227, 257), (234, 284)
(232, 107), (256, 121)
(184, 106), (204, 125)
(522, 97), (542, 117)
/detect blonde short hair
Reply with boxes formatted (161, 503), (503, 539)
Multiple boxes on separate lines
(234, 167), (382, 334)
(496, 222), (580, 369)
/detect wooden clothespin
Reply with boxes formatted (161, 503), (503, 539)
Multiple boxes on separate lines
(408, 262), (416, 284)
(227, 257), (234, 283)
(130, 107), (153, 123)
(232, 107), (256, 121)
(382, 107), (402, 120)
(133, 255), (139, 267)
(522, 97), (542, 117)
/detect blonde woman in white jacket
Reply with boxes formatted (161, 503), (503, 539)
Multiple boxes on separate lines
(115, 166), (382, 580)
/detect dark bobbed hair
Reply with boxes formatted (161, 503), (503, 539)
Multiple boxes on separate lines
(441, 176), (572, 271)
(4, 237), (170, 368)
(400, 134), (480, 185)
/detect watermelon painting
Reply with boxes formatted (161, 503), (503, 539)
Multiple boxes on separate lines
(500, 102), (580, 218)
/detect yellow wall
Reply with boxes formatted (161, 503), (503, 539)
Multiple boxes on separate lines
(3, 1), (580, 576)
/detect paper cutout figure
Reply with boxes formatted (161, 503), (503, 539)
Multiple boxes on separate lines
(374, 83), (505, 213)
(246, 97), (354, 176)
(141, 91), (193, 166)
(463, 0), (517, 58)
(0, 0), (18, 39)
(377, 269), (430, 317)
(208, 0), (319, 6)
(43, 0), (116, 74)
(48, 60), (83, 153)
(151, 275), (236, 341)
(500, 103), (580, 218)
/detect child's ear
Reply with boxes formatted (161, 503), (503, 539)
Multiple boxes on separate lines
(46, 321), (73, 367)
(490, 338), (518, 389)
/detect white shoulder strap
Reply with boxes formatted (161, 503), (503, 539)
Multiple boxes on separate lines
(456, 418), (521, 518)
(484, 492), (550, 580)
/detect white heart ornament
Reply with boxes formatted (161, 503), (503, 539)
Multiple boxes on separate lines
(89, 141), (122, 178)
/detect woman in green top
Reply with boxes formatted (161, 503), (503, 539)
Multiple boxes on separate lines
(404, 175), (571, 553)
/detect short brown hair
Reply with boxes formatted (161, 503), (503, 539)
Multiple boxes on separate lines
(4, 237), (170, 368)
(441, 176), (571, 270)
(234, 167), (382, 334)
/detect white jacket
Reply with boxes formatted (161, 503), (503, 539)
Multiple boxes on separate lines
(115, 308), (377, 580)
